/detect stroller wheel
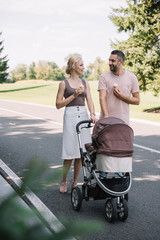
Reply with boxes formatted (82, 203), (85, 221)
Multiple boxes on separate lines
(71, 187), (82, 211)
(105, 198), (117, 222)
(117, 198), (128, 221)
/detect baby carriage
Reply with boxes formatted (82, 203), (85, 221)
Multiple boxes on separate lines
(71, 117), (134, 222)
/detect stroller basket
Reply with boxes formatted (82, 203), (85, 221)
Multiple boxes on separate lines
(88, 176), (130, 200)
(100, 174), (130, 192)
(92, 170), (132, 197)
(87, 174), (130, 200)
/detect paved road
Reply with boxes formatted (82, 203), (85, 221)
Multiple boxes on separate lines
(0, 99), (160, 240)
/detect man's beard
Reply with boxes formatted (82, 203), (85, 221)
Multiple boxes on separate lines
(110, 65), (118, 73)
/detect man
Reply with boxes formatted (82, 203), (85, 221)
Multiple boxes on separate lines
(98, 50), (140, 125)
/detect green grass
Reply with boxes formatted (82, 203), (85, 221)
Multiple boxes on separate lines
(0, 81), (57, 106)
(0, 80), (159, 122)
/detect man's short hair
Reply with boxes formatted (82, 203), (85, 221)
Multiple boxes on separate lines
(111, 50), (125, 62)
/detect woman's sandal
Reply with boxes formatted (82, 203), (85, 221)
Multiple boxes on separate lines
(60, 182), (67, 193)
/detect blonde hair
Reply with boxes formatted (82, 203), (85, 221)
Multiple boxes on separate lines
(66, 55), (82, 75)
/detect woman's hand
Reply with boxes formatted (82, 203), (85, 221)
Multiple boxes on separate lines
(74, 86), (84, 98)
(90, 113), (97, 123)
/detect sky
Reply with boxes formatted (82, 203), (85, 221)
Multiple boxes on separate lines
(0, 0), (128, 71)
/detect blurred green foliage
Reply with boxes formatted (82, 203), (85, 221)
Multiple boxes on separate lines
(0, 158), (103, 240)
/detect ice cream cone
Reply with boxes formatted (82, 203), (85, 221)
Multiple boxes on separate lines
(79, 84), (84, 89)
(113, 83), (118, 90)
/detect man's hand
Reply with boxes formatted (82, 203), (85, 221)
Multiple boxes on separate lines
(113, 88), (140, 105)
(113, 87), (124, 100)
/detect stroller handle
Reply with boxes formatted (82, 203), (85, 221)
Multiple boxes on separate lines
(76, 120), (93, 133)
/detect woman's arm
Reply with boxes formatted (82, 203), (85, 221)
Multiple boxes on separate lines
(56, 81), (75, 109)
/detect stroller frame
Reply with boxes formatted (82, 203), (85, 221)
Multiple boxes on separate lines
(71, 119), (133, 222)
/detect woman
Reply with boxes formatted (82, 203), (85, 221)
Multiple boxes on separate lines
(56, 55), (96, 193)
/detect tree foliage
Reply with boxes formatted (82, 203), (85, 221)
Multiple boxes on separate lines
(0, 158), (103, 240)
(27, 62), (36, 79)
(35, 61), (66, 81)
(35, 61), (53, 80)
(86, 57), (109, 80)
(11, 64), (27, 81)
(0, 32), (9, 83)
(10, 56), (108, 82)
(10, 61), (66, 82)
(109, 0), (160, 96)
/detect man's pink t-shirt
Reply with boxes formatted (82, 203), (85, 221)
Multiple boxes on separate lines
(98, 70), (140, 125)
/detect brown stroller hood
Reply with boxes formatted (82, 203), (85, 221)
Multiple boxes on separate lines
(92, 117), (134, 157)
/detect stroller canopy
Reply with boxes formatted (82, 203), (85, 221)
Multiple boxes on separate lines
(92, 117), (134, 157)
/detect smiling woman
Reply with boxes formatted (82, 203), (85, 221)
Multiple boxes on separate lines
(55, 55), (96, 193)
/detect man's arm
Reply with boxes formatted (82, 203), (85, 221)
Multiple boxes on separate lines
(113, 89), (140, 105)
(99, 89), (109, 117)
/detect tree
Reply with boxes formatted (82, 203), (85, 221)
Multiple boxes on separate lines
(52, 68), (66, 81)
(0, 32), (9, 83)
(11, 64), (27, 81)
(27, 62), (36, 79)
(109, 0), (160, 96)
(47, 61), (66, 80)
(34, 61), (65, 80)
(35, 61), (53, 80)
(47, 61), (58, 69)
(86, 57), (108, 80)
(10, 61), (66, 81)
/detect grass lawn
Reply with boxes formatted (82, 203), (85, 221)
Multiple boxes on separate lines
(0, 80), (159, 122)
